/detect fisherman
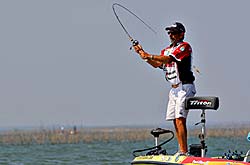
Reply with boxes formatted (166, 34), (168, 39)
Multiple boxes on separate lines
(133, 22), (196, 155)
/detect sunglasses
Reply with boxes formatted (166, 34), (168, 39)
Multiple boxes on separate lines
(167, 31), (179, 35)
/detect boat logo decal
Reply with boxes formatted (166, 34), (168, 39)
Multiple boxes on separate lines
(192, 160), (209, 165)
(190, 100), (212, 106)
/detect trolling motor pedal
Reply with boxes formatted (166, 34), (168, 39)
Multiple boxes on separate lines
(185, 96), (219, 157)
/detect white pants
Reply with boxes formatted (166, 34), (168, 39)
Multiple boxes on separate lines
(166, 84), (196, 120)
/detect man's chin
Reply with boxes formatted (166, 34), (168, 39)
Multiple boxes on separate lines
(170, 40), (175, 44)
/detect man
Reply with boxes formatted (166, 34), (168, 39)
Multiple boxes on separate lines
(133, 22), (196, 155)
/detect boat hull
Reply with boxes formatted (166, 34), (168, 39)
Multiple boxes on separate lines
(131, 155), (250, 165)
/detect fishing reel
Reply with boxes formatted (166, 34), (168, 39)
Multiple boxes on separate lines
(130, 39), (139, 50)
(132, 39), (139, 46)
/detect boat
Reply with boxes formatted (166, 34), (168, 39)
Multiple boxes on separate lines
(131, 96), (250, 165)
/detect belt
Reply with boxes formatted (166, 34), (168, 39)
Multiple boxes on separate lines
(171, 81), (193, 88)
(171, 83), (181, 88)
(182, 80), (193, 84)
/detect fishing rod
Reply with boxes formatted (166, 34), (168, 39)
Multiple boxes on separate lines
(112, 3), (201, 75)
(112, 3), (157, 50)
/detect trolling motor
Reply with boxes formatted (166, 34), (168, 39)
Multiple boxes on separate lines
(146, 128), (171, 155)
(132, 128), (174, 157)
(185, 96), (219, 157)
(151, 128), (171, 146)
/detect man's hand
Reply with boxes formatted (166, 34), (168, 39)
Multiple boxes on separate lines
(133, 44), (143, 54)
(133, 44), (150, 60)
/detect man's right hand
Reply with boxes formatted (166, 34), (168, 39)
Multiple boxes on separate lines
(133, 44), (143, 54)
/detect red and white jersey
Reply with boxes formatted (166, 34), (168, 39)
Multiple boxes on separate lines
(160, 41), (193, 84)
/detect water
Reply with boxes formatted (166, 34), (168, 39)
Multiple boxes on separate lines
(0, 136), (249, 165)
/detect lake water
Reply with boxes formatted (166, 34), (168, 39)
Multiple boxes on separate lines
(0, 136), (249, 165)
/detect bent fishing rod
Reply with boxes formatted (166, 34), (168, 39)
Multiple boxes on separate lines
(112, 3), (157, 50)
(112, 4), (202, 75)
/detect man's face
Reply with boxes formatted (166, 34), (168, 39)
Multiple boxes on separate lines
(168, 31), (184, 44)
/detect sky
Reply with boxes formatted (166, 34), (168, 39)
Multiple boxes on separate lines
(0, 0), (250, 129)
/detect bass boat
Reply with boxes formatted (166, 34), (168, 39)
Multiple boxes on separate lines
(131, 97), (250, 165)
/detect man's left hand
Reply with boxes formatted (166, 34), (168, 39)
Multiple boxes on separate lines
(133, 44), (150, 60)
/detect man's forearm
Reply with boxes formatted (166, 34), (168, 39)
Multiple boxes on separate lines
(147, 54), (171, 63)
(140, 52), (163, 68)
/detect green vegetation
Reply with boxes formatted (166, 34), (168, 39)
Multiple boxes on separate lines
(0, 127), (249, 145)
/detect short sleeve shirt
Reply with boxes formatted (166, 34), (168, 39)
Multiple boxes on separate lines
(161, 41), (195, 84)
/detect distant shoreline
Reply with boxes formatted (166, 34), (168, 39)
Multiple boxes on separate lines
(1, 121), (250, 131)
(0, 126), (249, 145)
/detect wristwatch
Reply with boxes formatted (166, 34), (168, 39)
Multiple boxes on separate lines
(150, 55), (154, 60)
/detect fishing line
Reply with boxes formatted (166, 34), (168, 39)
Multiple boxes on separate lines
(112, 3), (200, 74)
(112, 3), (157, 49)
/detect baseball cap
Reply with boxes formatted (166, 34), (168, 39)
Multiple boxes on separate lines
(165, 22), (186, 33)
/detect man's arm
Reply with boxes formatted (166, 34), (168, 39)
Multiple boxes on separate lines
(135, 45), (173, 68)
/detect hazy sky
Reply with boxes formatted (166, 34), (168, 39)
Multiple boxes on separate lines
(1, 0), (250, 128)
